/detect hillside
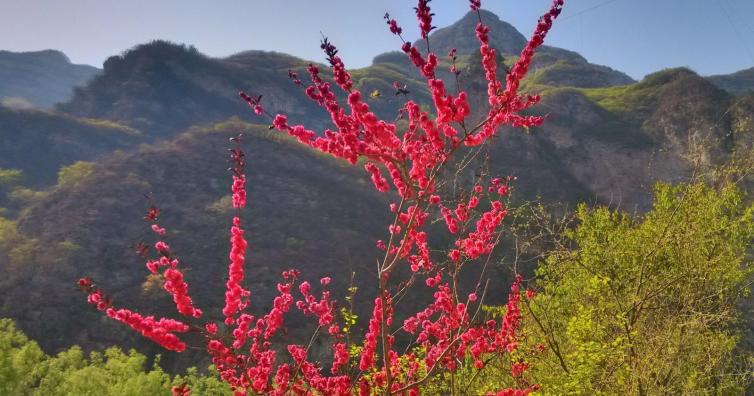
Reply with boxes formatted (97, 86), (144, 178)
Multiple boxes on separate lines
(708, 66), (754, 95)
(58, 11), (635, 141)
(9, 65), (746, 361)
(59, 41), (426, 140)
(414, 10), (635, 88)
(529, 67), (741, 208)
(4, 121), (392, 365)
(0, 106), (142, 188)
(0, 50), (100, 109)
(0, 8), (752, 367)
(447, 66), (746, 211)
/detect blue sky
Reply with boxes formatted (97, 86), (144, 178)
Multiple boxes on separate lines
(1, 0), (752, 80)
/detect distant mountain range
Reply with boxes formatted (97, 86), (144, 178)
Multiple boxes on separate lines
(708, 67), (754, 95)
(0, 50), (100, 109)
(0, 9), (752, 366)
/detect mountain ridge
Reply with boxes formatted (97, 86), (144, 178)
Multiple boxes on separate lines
(0, 49), (100, 109)
(0, 8), (752, 362)
(708, 66), (754, 95)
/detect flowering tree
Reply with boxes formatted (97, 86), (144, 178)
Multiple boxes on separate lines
(79, 0), (564, 394)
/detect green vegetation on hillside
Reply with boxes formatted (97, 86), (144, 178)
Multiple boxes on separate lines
(708, 67), (754, 96)
(579, 68), (709, 115)
(0, 106), (142, 187)
(520, 181), (754, 394)
(57, 162), (96, 189)
(0, 319), (230, 395)
(6, 178), (751, 394)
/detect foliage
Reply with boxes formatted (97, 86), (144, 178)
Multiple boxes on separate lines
(579, 68), (710, 117)
(0, 169), (23, 189)
(518, 181), (754, 394)
(0, 216), (40, 268)
(57, 161), (96, 188)
(0, 318), (230, 395)
(0, 106), (141, 187)
(78, 118), (140, 135)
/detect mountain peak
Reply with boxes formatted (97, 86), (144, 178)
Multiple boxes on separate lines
(416, 9), (527, 56)
(0, 49), (73, 65)
(0, 50), (99, 109)
(102, 40), (204, 72)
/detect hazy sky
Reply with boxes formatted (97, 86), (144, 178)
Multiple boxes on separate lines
(1, 0), (752, 80)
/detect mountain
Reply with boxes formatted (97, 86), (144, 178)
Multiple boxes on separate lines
(58, 11), (635, 141)
(0, 106), (142, 187)
(517, 67), (744, 209)
(0, 8), (753, 363)
(3, 120), (393, 361)
(413, 10), (635, 88)
(59, 41), (428, 140)
(708, 67), (754, 95)
(0, 50), (100, 109)
(445, 62), (745, 211)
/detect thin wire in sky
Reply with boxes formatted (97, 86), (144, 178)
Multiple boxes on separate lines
(723, 0), (754, 37)
(559, 0), (623, 21)
(715, 0), (754, 63)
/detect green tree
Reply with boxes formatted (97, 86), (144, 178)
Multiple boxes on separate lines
(56, 162), (95, 189)
(0, 318), (231, 395)
(522, 182), (754, 394)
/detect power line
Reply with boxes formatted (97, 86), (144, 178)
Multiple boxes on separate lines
(715, 0), (754, 63)
(723, 0), (754, 37)
(559, 0), (624, 21)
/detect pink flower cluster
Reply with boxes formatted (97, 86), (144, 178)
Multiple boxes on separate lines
(506, 0), (564, 99)
(456, 199), (507, 259)
(104, 308), (190, 352)
(239, 91), (264, 115)
(164, 268), (203, 318)
(296, 280), (335, 326)
(365, 162), (390, 192)
(78, 278), (190, 352)
(415, 0), (435, 39)
(79, 0), (565, 393)
(145, 223), (203, 318)
(360, 296), (390, 371)
(461, 275), (524, 366)
(144, 215), (203, 319)
(465, 0), (563, 146)
(384, 13), (403, 36)
(321, 36), (353, 92)
(223, 216), (250, 325)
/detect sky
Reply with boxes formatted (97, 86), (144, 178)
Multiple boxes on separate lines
(1, 0), (752, 80)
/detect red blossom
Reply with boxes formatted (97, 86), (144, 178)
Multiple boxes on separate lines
(81, 282), (189, 351)
(414, 0), (435, 39)
(144, 205), (159, 221)
(171, 384), (190, 396)
(163, 267), (203, 318)
(223, 216), (250, 325)
(80, 1), (566, 392)
(384, 13), (403, 35)
(151, 224), (166, 236)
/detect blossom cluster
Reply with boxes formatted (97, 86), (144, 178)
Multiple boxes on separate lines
(79, 0), (564, 394)
(78, 278), (190, 352)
